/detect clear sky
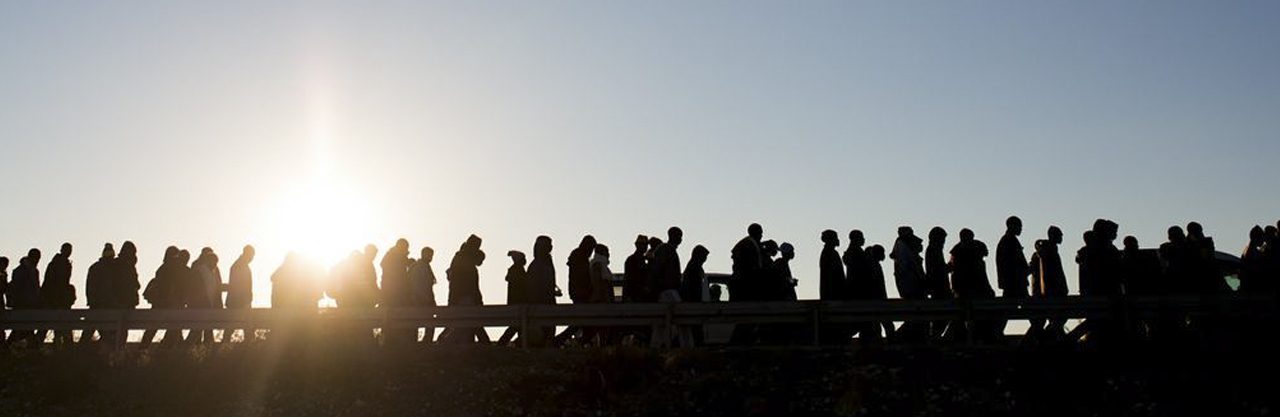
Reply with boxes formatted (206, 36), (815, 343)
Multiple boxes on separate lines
(2, 1), (1278, 308)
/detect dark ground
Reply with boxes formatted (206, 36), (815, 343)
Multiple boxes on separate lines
(1, 337), (1276, 417)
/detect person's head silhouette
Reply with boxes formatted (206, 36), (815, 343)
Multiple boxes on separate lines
(1250, 226), (1265, 245)
(633, 235), (648, 253)
(594, 244), (609, 258)
(1006, 216), (1023, 236)
(1167, 226), (1186, 243)
(1187, 222), (1205, 240)
(869, 245), (886, 262)
(508, 250), (527, 266)
(667, 227), (683, 248)
(241, 245), (256, 262)
(928, 227), (947, 243)
(1123, 236), (1139, 251)
(579, 235), (597, 251)
(780, 243), (795, 260)
(691, 245), (710, 263)
(534, 235), (553, 257)
(849, 230), (866, 248)
(898, 226), (914, 238)
(164, 246), (179, 262)
(59, 243), (72, 258)
(748, 223), (763, 242)
(364, 244), (378, 261)
(420, 247), (434, 262)
(178, 249), (191, 266)
(120, 241), (137, 257)
(822, 230), (839, 247)
(959, 229), (975, 243)
(395, 238), (410, 252)
(1048, 226), (1063, 245)
(0, 256), (8, 271)
(101, 243), (116, 260)
(1265, 226), (1278, 240)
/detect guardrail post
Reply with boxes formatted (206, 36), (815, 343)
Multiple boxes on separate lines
(116, 310), (128, 348)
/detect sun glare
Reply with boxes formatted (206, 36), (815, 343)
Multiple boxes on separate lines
(259, 180), (376, 266)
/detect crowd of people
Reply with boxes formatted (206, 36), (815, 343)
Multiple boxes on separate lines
(1, 218), (1277, 347)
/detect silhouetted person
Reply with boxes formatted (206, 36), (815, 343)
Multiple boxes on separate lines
(497, 250), (528, 345)
(226, 245), (255, 309)
(524, 236), (557, 346)
(682, 245), (710, 345)
(441, 235), (490, 344)
(189, 248), (222, 343)
(730, 223), (765, 302)
(759, 239), (779, 300)
(1036, 227), (1069, 341)
(892, 226), (928, 342)
(225, 245), (254, 342)
(681, 245), (710, 303)
(408, 247), (437, 342)
(777, 243), (798, 302)
(141, 247), (180, 344)
(6, 250), (41, 344)
(622, 235), (650, 302)
(114, 241), (141, 310)
(863, 245), (894, 341)
(819, 230), (849, 344)
(1160, 226), (1194, 294)
(995, 216), (1030, 336)
(86, 244), (117, 309)
(271, 252), (303, 309)
(85, 244), (117, 343)
(567, 235), (598, 305)
(843, 230), (871, 303)
(651, 227), (691, 347)
(925, 227), (953, 340)
(41, 243), (76, 344)
(590, 244), (614, 303)
(949, 229), (996, 342)
(1077, 220), (1124, 346)
(381, 239), (413, 308)
(409, 247), (438, 307)
(334, 245), (379, 309)
(1239, 227), (1268, 294)
(1186, 222), (1227, 294)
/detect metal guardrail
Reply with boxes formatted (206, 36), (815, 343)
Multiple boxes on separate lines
(1, 295), (1276, 347)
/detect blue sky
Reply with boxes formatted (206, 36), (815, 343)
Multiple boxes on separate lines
(2, 1), (1278, 307)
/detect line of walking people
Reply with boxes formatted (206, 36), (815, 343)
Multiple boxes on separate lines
(1, 218), (1277, 347)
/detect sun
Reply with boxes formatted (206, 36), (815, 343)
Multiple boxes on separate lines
(259, 180), (376, 266)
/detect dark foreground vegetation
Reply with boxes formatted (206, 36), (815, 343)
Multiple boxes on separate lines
(2, 338), (1277, 417)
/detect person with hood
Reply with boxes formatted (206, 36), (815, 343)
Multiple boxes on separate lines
(996, 216), (1031, 336)
(843, 230), (870, 302)
(923, 227), (954, 339)
(408, 246), (438, 342)
(114, 241), (141, 310)
(6, 249), (41, 344)
(524, 236), (558, 346)
(730, 223), (765, 302)
(188, 248), (223, 343)
(892, 226), (928, 342)
(622, 235), (650, 302)
(381, 239), (413, 308)
(41, 243), (76, 344)
(819, 230), (849, 344)
(949, 229), (996, 342)
(141, 247), (180, 344)
(863, 245), (894, 341)
(441, 235), (490, 344)
(590, 244), (614, 303)
(497, 250), (528, 345)
(225, 245), (255, 341)
(85, 244), (117, 343)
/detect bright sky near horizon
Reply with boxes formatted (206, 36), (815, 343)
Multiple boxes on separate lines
(2, 1), (1278, 308)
